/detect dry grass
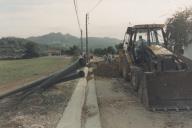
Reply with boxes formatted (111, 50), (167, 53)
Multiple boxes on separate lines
(0, 56), (72, 86)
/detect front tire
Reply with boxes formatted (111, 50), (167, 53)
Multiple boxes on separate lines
(122, 64), (130, 81)
(123, 65), (127, 80)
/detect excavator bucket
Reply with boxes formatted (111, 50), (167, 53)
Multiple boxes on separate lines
(140, 71), (192, 111)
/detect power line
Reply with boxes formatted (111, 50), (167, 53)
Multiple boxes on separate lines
(88, 0), (103, 13)
(73, 0), (82, 31)
(85, 0), (104, 62)
(73, 0), (83, 53)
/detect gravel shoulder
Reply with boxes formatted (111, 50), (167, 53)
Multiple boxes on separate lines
(0, 80), (77, 128)
(95, 77), (192, 128)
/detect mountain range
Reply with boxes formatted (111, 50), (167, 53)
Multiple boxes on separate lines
(27, 32), (121, 49)
(0, 32), (121, 59)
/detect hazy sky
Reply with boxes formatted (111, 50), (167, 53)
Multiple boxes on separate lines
(0, 0), (192, 39)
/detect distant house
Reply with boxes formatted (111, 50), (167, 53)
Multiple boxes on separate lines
(48, 48), (61, 56)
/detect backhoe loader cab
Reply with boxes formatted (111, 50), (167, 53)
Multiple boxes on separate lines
(120, 24), (192, 111)
(124, 25), (168, 66)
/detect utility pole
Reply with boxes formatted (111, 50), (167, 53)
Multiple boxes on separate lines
(85, 13), (89, 63)
(80, 29), (83, 53)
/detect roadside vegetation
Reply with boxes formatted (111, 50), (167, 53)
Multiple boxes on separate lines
(0, 56), (71, 86)
(93, 46), (116, 56)
(166, 8), (192, 46)
(92, 44), (123, 56)
(61, 45), (80, 56)
(0, 37), (48, 59)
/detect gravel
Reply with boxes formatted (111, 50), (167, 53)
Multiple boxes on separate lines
(0, 80), (77, 128)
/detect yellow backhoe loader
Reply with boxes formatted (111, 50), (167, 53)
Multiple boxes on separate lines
(119, 24), (192, 111)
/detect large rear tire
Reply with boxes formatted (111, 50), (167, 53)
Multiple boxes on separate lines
(131, 70), (139, 92)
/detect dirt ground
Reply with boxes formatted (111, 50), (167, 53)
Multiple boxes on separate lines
(0, 80), (77, 128)
(93, 60), (120, 78)
(95, 77), (192, 128)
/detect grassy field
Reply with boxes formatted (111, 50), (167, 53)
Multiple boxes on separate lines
(0, 56), (72, 86)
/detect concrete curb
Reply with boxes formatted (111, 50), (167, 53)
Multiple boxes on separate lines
(85, 76), (102, 128)
(56, 67), (88, 128)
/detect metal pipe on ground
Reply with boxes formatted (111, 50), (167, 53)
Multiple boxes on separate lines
(18, 70), (85, 100)
(35, 58), (86, 90)
(0, 76), (51, 100)
(0, 58), (86, 100)
(54, 70), (85, 85)
(15, 58), (86, 98)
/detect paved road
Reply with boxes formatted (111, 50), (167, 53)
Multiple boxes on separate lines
(95, 77), (192, 128)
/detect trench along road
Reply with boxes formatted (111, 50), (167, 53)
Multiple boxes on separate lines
(47, 60), (192, 128)
(94, 76), (192, 128)
(90, 56), (192, 128)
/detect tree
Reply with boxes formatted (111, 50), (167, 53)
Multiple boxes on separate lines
(93, 46), (116, 56)
(93, 48), (106, 56)
(69, 45), (80, 55)
(107, 46), (116, 54)
(23, 42), (40, 58)
(115, 43), (123, 50)
(62, 45), (80, 55)
(166, 8), (192, 46)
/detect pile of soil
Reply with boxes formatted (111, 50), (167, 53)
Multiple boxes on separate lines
(93, 61), (120, 78)
(0, 80), (77, 128)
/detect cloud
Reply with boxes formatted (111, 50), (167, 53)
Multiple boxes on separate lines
(0, 0), (192, 38)
(0, 0), (79, 37)
(0, 0), (70, 13)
